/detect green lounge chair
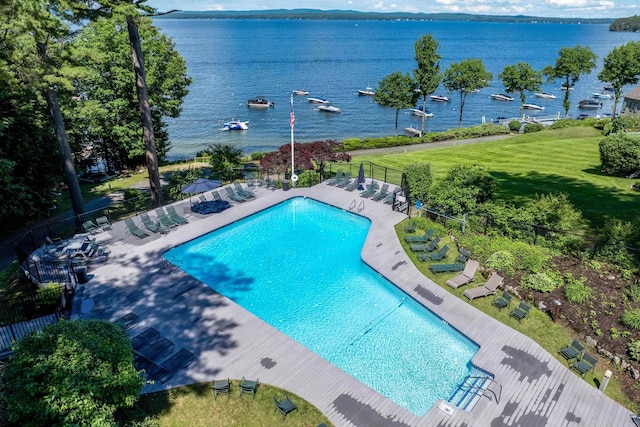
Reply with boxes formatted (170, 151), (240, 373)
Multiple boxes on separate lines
(410, 235), (440, 252)
(559, 339), (585, 362)
(343, 179), (359, 191)
(124, 217), (150, 239)
(211, 190), (223, 201)
(445, 260), (479, 288)
(239, 377), (259, 399)
(326, 170), (344, 185)
(456, 248), (472, 263)
(95, 215), (112, 230)
(140, 212), (168, 234)
(152, 348), (194, 383)
(138, 337), (174, 361)
(632, 413), (640, 427)
(234, 182), (255, 198)
(371, 183), (389, 201)
(509, 301), (532, 322)
(492, 291), (513, 310)
(82, 219), (100, 234)
(131, 327), (161, 352)
(570, 352), (598, 377)
(359, 181), (379, 198)
(212, 378), (231, 399)
(225, 186), (247, 202)
(383, 187), (400, 204)
(404, 220), (416, 233)
(418, 244), (449, 262)
(273, 395), (298, 421)
(114, 312), (140, 330)
(334, 171), (352, 188)
(462, 272), (504, 300)
(155, 208), (179, 228)
(404, 228), (434, 243)
(429, 263), (465, 273)
(166, 205), (188, 225)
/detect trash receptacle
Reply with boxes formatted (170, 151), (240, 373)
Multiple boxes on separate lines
(75, 266), (88, 284)
(282, 179), (290, 191)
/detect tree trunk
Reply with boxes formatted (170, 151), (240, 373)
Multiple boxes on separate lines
(127, 16), (163, 207)
(395, 109), (399, 137)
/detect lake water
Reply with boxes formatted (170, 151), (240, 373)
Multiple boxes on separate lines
(153, 19), (639, 159)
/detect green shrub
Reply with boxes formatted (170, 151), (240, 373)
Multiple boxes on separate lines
(36, 283), (63, 307)
(523, 123), (544, 133)
(628, 339), (640, 362)
(563, 274), (592, 304)
(485, 250), (515, 275)
(296, 170), (320, 187)
(250, 152), (264, 161)
(621, 308), (640, 330)
(508, 120), (521, 132)
(624, 282), (640, 303)
(521, 271), (559, 292)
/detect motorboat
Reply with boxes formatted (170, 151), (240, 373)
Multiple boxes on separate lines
(308, 96), (329, 104)
(560, 85), (574, 91)
(410, 108), (434, 118)
(578, 99), (602, 109)
(490, 93), (514, 101)
(535, 92), (556, 99)
(219, 120), (249, 131)
(358, 87), (375, 96)
(318, 105), (341, 113)
(292, 89), (309, 96)
(246, 96), (274, 108)
(603, 84), (615, 91)
(592, 92), (612, 99)
(523, 103), (545, 111)
(430, 95), (450, 102)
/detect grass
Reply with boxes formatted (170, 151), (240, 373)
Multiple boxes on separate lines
(396, 219), (637, 412)
(352, 127), (640, 229)
(130, 382), (332, 427)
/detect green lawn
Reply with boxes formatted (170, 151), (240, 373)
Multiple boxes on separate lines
(352, 127), (640, 229)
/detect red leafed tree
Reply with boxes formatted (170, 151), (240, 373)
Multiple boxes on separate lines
(260, 140), (351, 176)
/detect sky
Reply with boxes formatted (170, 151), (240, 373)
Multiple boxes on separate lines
(145, 0), (637, 19)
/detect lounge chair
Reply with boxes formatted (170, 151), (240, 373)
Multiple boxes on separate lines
(198, 194), (208, 203)
(632, 413), (640, 427)
(445, 260), (479, 288)
(404, 220), (416, 234)
(264, 177), (279, 190)
(334, 171), (352, 188)
(343, 179), (359, 191)
(140, 212), (168, 234)
(70, 239), (109, 260)
(239, 377), (259, 399)
(211, 190), (224, 201)
(371, 183), (390, 201)
(383, 187), (400, 204)
(559, 339), (585, 362)
(570, 352), (598, 377)
(82, 219), (100, 234)
(404, 228), (434, 243)
(273, 395), (298, 421)
(410, 235), (440, 252)
(155, 208), (179, 228)
(456, 248), (472, 263)
(326, 170), (344, 185)
(96, 216), (112, 230)
(234, 182), (255, 198)
(212, 378), (231, 399)
(418, 244), (449, 262)
(509, 301), (532, 322)
(166, 205), (188, 225)
(124, 217), (150, 239)
(359, 181), (379, 198)
(139, 337), (174, 361)
(114, 312), (140, 330)
(138, 348), (194, 384)
(429, 263), (465, 273)
(131, 327), (161, 352)
(225, 186), (247, 202)
(492, 291), (513, 310)
(462, 272), (504, 300)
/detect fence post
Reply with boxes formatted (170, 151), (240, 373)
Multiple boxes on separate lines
(462, 213), (466, 234)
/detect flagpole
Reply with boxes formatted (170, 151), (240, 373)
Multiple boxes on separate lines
(290, 94), (297, 187)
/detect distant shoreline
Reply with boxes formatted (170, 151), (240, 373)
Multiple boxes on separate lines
(153, 9), (613, 25)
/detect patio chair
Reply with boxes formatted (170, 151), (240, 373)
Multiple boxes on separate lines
(212, 378), (231, 399)
(383, 187), (401, 204)
(343, 179), (359, 191)
(446, 260), (479, 288)
(239, 377), (259, 399)
(404, 220), (417, 233)
(211, 190), (223, 201)
(95, 216), (112, 230)
(410, 236), (440, 252)
(418, 244), (449, 262)
(139, 337), (174, 361)
(140, 212), (168, 234)
(559, 339), (585, 363)
(82, 219), (100, 234)
(456, 248), (472, 263)
(234, 182), (256, 198)
(632, 413), (640, 427)
(492, 291), (513, 310)
(198, 194), (208, 203)
(225, 186), (247, 203)
(509, 301), (532, 322)
(326, 170), (344, 185)
(371, 183), (390, 201)
(462, 272), (504, 300)
(359, 181), (379, 198)
(570, 352), (598, 377)
(334, 171), (352, 188)
(166, 205), (188, 225)
(155, 208), (179, 228)
(131, 327), (161, 352)
(124, 217), (150, 239)
(114, 312), (140, 330)
(273, 395), (298, 421)
(429, 263), (465, 273)
(404, 228), (434, 243)
(150, 348), (194, 383)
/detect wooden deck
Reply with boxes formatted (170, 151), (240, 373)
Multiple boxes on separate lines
(73, 183), (634, 427)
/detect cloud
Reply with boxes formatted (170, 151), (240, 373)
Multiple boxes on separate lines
(545, 0), (588, 6)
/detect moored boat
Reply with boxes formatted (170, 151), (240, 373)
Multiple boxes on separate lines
(578, 99), (602, 109)
(603, 84), (615, 91)
(535, 92), (556, 99)
(490, 93), (514, 101)
(410, 108), (434, 118)
(430, 95), (450, 102)
(219, 120), (249, 131)
(292, 89), (309, 96)
(308, 96), (329, 104)
(247, 96), (274, 108)
(523, 103), (545, 111)
(318, 105), (341, 113)
(592, 92), (612, 99)
(358, 87), (375, 96)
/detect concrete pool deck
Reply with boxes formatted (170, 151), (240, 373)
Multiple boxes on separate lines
(73, 184), (633, 427)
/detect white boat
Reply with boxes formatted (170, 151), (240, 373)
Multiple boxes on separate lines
(410, 108), (434, 118)
(592, 92), (612, 99)
(292, 89), (309, 96)
(523, 103), (545, 111)
(247, 96), (274, 108)
(308, 96), (329, 104)
(560, 85), (574, 91)
(578, 99), (602, 109)
(430, 95), (450, 102)
(603, 84), (615, 91)
(219, 120), (249, 131)
(535, 92), (556, 99)
(491, 93), (514, 101)
(358, 87), (375, 96)
(318, 105), (341, 113)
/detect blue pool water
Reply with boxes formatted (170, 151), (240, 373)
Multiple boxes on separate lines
(164, 197), (479, 415)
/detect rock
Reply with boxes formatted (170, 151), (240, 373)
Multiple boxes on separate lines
(613, 355), (621, 365)
(585, 336), (597, 347)
(538, 301), (547, 310)
(606, 274), (616, 281)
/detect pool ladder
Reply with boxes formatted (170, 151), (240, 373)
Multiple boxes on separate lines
(449, 375), (502, 410)
(349, 199), (364, 212)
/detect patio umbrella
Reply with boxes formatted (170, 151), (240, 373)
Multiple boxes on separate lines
(180, 178), (222, 194)
(357, 162), (366, 191)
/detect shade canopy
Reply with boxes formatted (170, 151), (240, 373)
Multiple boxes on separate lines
(357, 163), (366, 191)
(181, 178), (222, 194)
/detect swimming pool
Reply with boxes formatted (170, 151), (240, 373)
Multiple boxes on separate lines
(165, 197), (479, 415)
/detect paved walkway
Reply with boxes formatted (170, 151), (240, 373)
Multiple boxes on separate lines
(72, 184), (632, 427)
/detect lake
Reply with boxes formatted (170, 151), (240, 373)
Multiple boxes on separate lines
(152, 19), (639, 159)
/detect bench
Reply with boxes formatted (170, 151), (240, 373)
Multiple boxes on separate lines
(429, 263), (465, 273)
